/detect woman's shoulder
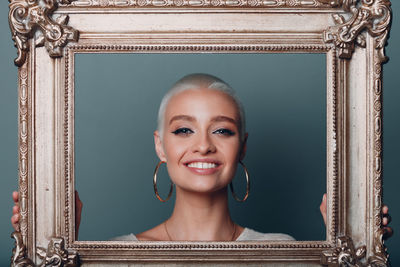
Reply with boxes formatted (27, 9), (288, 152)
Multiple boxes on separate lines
(236, 228), (295, 241)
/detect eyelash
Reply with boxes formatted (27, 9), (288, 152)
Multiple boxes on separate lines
(213, 128), (235, 136)
(171, 128), (235, 136)
(172, 128), (194, 135)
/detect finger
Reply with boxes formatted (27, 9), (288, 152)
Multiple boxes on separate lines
(383, 227), (393, 240)
(320, 194), (327, 225)
(382, 215), (391, 226)
(75, 191), (82, 240)
(12, 205), (20, 215)
(11, 214), (20, 232)
(319, 194), (327, 210)
(11, 214), (19, 225)
(12, 191), (19, 204)
(75, 190), (83, 209)
(382, 205), (389, 214)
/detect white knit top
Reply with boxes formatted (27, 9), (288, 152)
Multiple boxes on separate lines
(111, 228), (295, 241)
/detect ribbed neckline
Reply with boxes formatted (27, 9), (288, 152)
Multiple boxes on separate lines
(127, 227), (250, 241)
(235, 227), (249, 241)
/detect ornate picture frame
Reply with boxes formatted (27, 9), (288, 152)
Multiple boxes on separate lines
(9, 0), (392, 266)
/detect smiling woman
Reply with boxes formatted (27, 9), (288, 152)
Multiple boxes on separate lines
(112, 73), (297, 241)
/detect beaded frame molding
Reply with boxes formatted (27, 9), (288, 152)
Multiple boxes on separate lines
(9, 0), (392, 266)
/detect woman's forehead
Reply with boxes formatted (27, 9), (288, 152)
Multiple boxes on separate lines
(165, 88), (240, 119)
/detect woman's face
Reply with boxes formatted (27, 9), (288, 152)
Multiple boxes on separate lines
(154, 88), (246, 194)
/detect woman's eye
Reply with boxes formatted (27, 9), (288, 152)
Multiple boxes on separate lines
(172, 128), (194, 135)
(213, 128), (235, 136)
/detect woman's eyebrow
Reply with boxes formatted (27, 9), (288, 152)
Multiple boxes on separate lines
(211, 116), (237, 124)
(169, 115), (196, 125)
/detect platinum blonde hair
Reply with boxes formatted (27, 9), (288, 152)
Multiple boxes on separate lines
(157, 73), (246, 142)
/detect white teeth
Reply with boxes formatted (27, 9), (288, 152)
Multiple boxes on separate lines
(187, 162), (217, 169)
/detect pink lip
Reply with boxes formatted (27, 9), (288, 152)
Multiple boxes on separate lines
(183, 158), (222, 165)
(183, 159), (222, 175)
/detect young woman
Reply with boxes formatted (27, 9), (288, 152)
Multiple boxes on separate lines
(11, 74), (393, 241)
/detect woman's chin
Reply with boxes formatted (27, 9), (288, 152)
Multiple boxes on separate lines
(177, 182), (228, 195)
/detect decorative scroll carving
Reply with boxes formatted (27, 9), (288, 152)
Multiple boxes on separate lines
(11, 232), (78, 267)
(316, 0), (356, 9)
(11, 231), (35, 267)
(321, 235), (389, 266)
(8, 0), (79, 67)
(37, 238), (78, 267)
(321, 236), (367, 266)
(18, 63), (29, 248)
(367, 32), (389, 267)
(368, 228), (389, 267)
(63, 0), (331, 8)
(323, 0), (392, 60)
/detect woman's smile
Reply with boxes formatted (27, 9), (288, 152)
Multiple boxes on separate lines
(184, 159), (222, 175)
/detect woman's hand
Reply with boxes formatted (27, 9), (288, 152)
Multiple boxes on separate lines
(319, 193), (393, 240)
(382, 205), (393, 240)
(11, 190), (83, 239)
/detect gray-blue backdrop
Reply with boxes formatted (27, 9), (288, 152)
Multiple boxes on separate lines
(0, 3), (398, 265)
(74, 53), (326, 241)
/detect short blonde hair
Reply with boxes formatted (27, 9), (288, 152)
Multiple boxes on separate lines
(157, 73), (246, 142)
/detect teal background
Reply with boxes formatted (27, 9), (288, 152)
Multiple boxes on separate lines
(74, 53), (326, 241)
(0, 3), (398, 266)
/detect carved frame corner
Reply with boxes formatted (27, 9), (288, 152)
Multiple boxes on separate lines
(321, 235), (389, 266)
(8, 0), (79, 67)
(321, 236), (366, 266)
(323, 0), (392, 62)
(11, 231), (35, 267)
(11, 231), (79, 267)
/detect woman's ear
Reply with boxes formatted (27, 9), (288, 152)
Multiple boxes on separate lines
(239, 133), (248, 161)
(154, 131), (167, 162)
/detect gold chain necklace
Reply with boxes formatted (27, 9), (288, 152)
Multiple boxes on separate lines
(164, 221), (237, 241)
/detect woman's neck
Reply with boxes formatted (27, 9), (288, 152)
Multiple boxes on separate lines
(165, 187), (240, 241)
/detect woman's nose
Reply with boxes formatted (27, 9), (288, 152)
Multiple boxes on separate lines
(192, 133), (216, 154)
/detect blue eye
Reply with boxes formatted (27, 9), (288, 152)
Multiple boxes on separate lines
(213, 128), (235, 136)
(172, 128), (194, 135)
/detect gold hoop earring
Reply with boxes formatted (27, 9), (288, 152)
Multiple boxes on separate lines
(153, 161), (174, 202)
(230, 161), (250, 202)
